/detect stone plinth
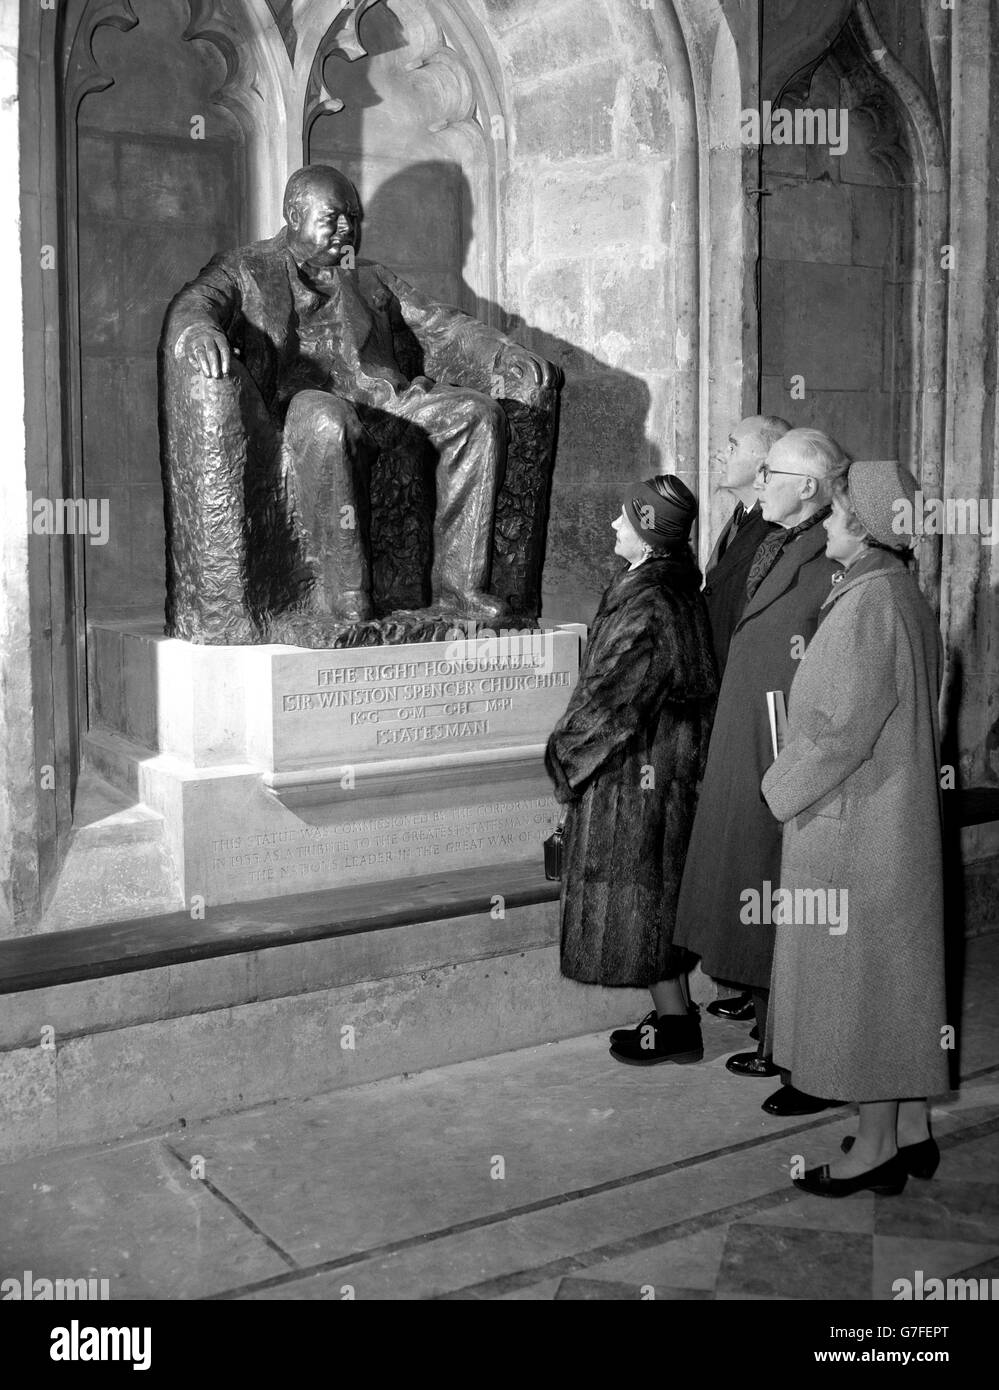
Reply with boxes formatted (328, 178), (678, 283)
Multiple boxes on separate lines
(245, 636), (578, 772)
(86, 623), (579, 908)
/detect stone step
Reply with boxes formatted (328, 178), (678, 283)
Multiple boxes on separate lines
(3, 862), (561, 992)
(82, 728), (146, 800)
(71, 768), (165, 846)
(38, 769), (184, 931)
(0, 865), (646, 1163)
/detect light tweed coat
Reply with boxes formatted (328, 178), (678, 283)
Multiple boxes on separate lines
(761, 550), (950, 1101)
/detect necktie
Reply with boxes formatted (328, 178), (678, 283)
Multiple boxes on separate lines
(713, 502), (746, 564)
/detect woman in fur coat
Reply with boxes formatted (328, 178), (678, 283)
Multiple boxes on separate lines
(761, 459), (948, 1197)
(545, 474), (718, 1065)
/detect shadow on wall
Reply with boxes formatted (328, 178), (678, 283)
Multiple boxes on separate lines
(364, 162), (661, 627)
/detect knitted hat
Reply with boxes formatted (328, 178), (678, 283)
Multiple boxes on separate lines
(622, 474), (698, 547)
(847, 460), (918, 549)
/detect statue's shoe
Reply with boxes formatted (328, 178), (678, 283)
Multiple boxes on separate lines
(433, 589), (512, 625)
(331, 590), (375, 623)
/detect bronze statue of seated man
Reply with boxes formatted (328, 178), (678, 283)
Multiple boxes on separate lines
(159, 164), (558, 644)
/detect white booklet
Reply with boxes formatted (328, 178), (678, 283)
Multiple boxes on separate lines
(767, 690), (788, 762)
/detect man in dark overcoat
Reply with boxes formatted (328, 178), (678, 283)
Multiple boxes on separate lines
(702, 415), (788, 677)
(674, 428), (846, 1115)
(700, 415), (788, 1025)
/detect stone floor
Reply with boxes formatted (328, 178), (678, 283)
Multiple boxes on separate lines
(2, 934), (998, 1302)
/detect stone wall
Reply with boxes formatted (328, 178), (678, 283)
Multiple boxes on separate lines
(759, 1), (940, 464)
(1, 0), (31, 930)
(941, 0), (999, 859)
(309, 1), (476, 316)
(760, 61), (906, 458)
(482, 0), (690, 620)
(76, 0), (243, 619)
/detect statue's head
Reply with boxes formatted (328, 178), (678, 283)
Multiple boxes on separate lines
(283, 165), (361, 268)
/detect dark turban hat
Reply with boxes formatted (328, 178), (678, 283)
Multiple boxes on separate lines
(622, 474), (698, 547)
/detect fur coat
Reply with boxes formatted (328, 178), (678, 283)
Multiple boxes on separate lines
(761, 550), (950, 1100)
(545, 551), (718, 987)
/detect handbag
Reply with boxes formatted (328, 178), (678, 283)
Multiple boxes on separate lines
(544, 808), (569, 881)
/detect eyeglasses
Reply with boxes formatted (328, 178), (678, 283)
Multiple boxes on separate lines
(755, 464), (818, 484)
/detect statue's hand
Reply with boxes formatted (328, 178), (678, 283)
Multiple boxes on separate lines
(493, 344), (559, 393)
(183, 328), (232, 379)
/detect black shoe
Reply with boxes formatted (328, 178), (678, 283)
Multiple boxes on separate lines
(793, 1152), (908, 1198)
(609, 1008), (703, 1066)
(725, 1050), (781, 1078)
(762, 1085), (846, 1116)
(705, 992), (755, 1021)
(609, 1010), (658, 1048)
(842, 1133), (939, 1179)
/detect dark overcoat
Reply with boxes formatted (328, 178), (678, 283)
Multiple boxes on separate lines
(761, 551), (950, 1100)
(703, 503), (778, 677)
(673, 520), (839, 988)
(545, 551), (717, 987)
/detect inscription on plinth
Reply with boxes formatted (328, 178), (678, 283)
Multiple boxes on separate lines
(263, 632), (579, 771)
(197, 790), (560, 901)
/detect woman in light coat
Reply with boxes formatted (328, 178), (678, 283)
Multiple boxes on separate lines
(761, 460), (949, 1197)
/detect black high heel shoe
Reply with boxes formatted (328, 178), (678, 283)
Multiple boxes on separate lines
(841, 1133), (939, 1179)
(793, 1151), (908, 1198)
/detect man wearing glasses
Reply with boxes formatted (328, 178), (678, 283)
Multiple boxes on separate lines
(675, 428), (847, 1116)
